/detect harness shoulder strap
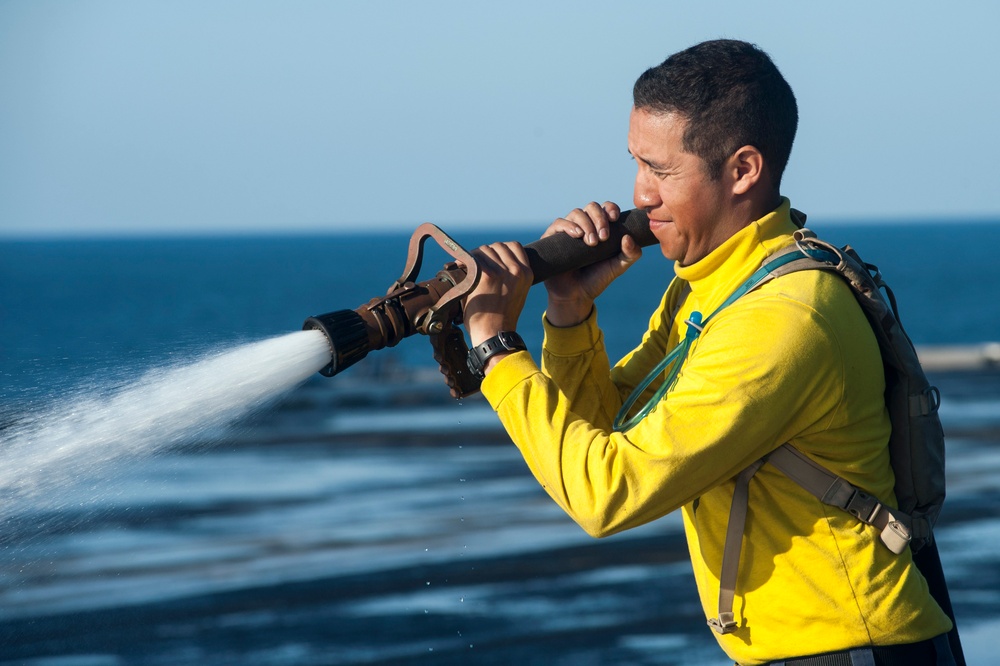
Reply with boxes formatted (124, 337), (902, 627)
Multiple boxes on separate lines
(709, 231), (916, 633)
(711, 444), (914, 634)
(709, 458), (766, 634)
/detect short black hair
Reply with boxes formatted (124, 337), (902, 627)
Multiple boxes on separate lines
(633, 39), (798, 188)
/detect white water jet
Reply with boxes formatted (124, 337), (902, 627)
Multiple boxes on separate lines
(0, 329), (332, 517)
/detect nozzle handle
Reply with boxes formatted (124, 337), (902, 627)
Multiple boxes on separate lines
(522, 209), (656, 284)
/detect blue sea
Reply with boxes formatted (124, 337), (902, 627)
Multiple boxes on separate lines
(2, 221), (1000, 665)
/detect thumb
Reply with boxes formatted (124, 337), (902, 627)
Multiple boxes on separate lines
(615, 235), (643, 273)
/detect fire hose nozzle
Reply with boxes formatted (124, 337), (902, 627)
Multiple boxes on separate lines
(302, 209), (655, 393)
(303, 309), (371, 377)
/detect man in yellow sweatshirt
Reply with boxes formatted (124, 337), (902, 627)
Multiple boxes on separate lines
(460, 39), (955, 665)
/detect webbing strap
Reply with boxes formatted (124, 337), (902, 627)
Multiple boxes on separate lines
(768, 444), (912, 554)
(765, 635), (956, 665)
(768, 651), (875, 666)
(910, 386), (942, 417)
(710, 445), (915, 634)
(713, 249), (820, 312)
(709, 458), (766, 634)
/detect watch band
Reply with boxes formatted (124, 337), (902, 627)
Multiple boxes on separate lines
(466, 331), (526, 379)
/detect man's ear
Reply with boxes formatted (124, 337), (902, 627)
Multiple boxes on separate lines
(729, 145), (765, 195)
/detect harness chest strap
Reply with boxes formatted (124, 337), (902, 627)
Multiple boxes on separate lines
(768, 444), (913, 553)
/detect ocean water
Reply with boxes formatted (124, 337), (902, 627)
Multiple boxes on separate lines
(1, 220), (1000, 665)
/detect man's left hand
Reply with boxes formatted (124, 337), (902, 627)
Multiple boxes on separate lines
(462, 241), (534, 373)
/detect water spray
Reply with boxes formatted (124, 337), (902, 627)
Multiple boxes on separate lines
(0, 331), (332, 516)
(304, 210), (656, 398)
(0, 210), (654, 515)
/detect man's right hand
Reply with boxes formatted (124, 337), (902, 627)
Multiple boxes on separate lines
(543, 201), (643, 327)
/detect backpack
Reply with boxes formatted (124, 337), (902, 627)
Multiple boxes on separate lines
(708, 215), (950, 642)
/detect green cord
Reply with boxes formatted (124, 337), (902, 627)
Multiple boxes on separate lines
(613, 311), (703, 433)
(612, 246), (831, 434)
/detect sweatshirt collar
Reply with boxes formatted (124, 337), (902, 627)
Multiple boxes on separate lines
(673, 198), (798, 312)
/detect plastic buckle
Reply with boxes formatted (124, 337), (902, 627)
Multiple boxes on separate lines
(707, 613), (738, 635)
(880, 521), (912, 554)
(844, 489), (882, 524)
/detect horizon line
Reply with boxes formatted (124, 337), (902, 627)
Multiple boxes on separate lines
(2, 214), (1000, 242)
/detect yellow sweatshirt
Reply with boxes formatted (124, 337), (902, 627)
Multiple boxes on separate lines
(481, 200), (952, 664)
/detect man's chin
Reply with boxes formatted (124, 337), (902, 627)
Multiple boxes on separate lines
(657, 241), (682, 262)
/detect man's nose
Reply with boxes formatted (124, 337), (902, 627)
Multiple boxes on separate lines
(633, 172), (660, 209)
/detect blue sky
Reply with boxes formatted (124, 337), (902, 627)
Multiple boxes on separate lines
(1, 1), (998, 237)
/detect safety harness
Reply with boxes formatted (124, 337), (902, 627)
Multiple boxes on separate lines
(612, 219), (950, 641)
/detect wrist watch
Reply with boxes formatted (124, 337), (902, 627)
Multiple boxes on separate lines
(466, 331), (526, 379)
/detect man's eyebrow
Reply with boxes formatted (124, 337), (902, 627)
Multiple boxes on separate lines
(628, 150), (670, 171)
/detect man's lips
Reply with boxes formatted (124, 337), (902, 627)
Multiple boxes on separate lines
(648, 217), (671, 232)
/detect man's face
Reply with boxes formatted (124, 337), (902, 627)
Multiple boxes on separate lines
(628, 107), (731, 266)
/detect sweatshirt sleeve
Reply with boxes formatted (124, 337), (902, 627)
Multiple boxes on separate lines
(480, 282), (856, 539)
